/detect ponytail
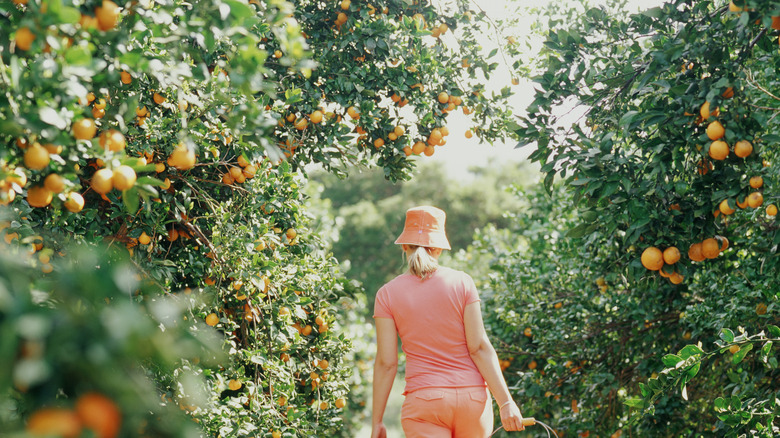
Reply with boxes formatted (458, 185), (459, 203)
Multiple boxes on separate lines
(406, 245), (439, 279)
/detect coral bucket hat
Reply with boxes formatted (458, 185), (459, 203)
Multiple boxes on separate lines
(394, 206), (451, 250)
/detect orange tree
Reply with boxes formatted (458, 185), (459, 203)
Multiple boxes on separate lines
(477, 0), (780, 436)
(0, 0), (516, 436)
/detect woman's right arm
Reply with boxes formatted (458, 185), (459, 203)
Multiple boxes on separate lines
(371, 317), (398, 438)
(464, 301), (525, 432)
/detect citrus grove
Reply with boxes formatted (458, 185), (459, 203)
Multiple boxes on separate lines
(0, 0), (516, 437)
(481, 0), (779, 436)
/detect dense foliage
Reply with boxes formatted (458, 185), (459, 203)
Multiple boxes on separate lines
(0, 0), (517, 436)
(491, 0), (780, 436)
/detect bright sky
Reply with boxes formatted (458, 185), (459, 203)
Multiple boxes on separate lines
(426, 0), (667, 179)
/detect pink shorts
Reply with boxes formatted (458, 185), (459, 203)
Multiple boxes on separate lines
(401, 386), (493, 438)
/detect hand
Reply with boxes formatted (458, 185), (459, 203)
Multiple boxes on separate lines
(499, 400), (525, 432)
(371, 422), (388, 438)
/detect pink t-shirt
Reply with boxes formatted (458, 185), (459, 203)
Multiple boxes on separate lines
(373, 266), (486, 394)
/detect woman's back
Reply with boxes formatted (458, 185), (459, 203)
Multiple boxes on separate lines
(374, 266), (485, 393)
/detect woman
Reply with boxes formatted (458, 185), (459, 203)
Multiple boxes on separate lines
(371, 206), (524, 438)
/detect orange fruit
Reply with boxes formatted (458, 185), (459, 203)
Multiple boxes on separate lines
(24, 143), (51, 170)
(95, 0), (120, 31)
(93, 98), (107, 110)
(708, 141), (729, 160)
(286, 228), (297, 239)
(412, 141), (426, 155)
(274, 49), (283, 58)
(64, 192), (85, 213)
(153, 93), (166, 104)
(205, 313), (219, 326)
(91, 168), (114, 194)
(528, 360), (537, 370)
(92, 107), (106, 119)
(722, 87), (734, 98)
(719, 199), (735, 215)
(640, 246), (664, 270)
(15, 27), (36, 51)
(7, 167), (28, 187)
(747, 192), (764, 208)
(403, 146), (413, 156)
(43, 143), (62, 154)
(120, 71), (132, 84)
(700, 101), (715, 119)
(73, 118), (97, 140)
(729, 344), (740, 354)
(27, 408), (82, 438)
(310, 110), (323, 124)
(706, 121), (725, 140)
(335, 398), (346, 409)
(27, 186), (53, 207)
(228, 379), (242, 391)
(767, 204), (778, 216)
(318, 359), (329, 369)
(669, 272), (684, 285)
(662, 247), (680, 264)
(749, 176), (763, 189)
(138, 231), (151, 245)
(302, 325), (313, 336)
(524, 327), (532, 337)
(99, 130), (126, 152)
(168, 144), (196, 170)
(346, 106), (359, 119)
(736, 197), (749, 209)
(733, 140), (752, 158)
(688, 242), (705, 262)
(75, 392), (122, 438)
(44, 173), (66, 193)
(756, 303), (767, 315)
(272, 431), (282, 438)
(465, 130), (473, 138)
(373, 138), (384, 148)
(112, 166), (136, 191)
(295, 118), (308, 130)
(394, 125), (406, 137)
(701, 238), (719, 259)
(437, 91), (449, 104)
(424, 146), (435, 156)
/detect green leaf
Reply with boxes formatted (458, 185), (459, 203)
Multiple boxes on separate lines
(732, 343), (753, 364)
(123, 187), (140, 213)
(624, 397), (645, 408)
(662, 354), (683, 367)
(720, 328), (735, 343)
(768, 325), (780, 337)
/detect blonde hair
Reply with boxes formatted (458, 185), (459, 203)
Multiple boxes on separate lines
(405, 245), (439, 279)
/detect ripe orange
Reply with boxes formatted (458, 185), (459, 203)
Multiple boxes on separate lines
(27, 186), (53, 207)
(274, 49), (283, 58)
(736, 197), (749, 209)
(708, 141), (729, 160)
(424, 145), (435, 156)
(699, 101), (715, 119)
(168, 144), (196, 170)
(465, 130), (473, 138)
(93, 98), (107, 110)
(669, 272), (684, 285)
(756, 302), (767, 315)
(767, 204), (778, 216)
(523, 327), (532, 337)
(205, 313), (219, 326)
(701, 238), (719, 259)
(295, 118), (308, 130)
(318, 359), (329, 369)
(73, 118), (97, 140)
(717, 236), (729, 252)
(26, 408), (82, 438)
(15, 27), (36, 51)
(706, 121), (725, 141)
(92, 107), (106, 119)
(688, 242), (705, 262)
(138, 231), (151, 245)
(302, 325), (313, 336)
(640, 246), (664, 271)
(722, 87), (734, 98)
(228, 379), (242, 391)
(24, 143), (51, 170)
(662, 247), (680, 264)
(528, 360), (537, 370)
(394, 125), (406, 137)
(733, 140), (752, 158)
(120, 71), (132, 84)
(373, 138), (384, 148)
(153, 93), (166, 104)
(112, 166), (136, 191)
(749, 176), (763, 189)
(310, 110), (323, 124)
(719, 199), (735, 215)
(7, 167), (28, 187)
(95, 1), (120, 31)
(286, 228), (297, 240)
(64, 192), (85, 213)
(335, 398), (346, 409)
(272, 430), (282, 438)
(412, 141), (426, 155)
(346, 106), (359, 119)
(91, 168), (114, 194)
(44, 143), (62, 154)
(75, 392), (122, 438)
(44, 173), (66, 193)
(99, 130), (126, 152)
(437, 91), (449, 104)
(728, 344), (740, 354)
(747, 192), (764, 208)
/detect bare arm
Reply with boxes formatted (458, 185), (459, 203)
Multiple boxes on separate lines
(371, 317), (398, 438)
(464, 301), (525, 431)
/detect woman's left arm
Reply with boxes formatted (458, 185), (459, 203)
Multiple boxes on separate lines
(371, 318), (398, 438)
